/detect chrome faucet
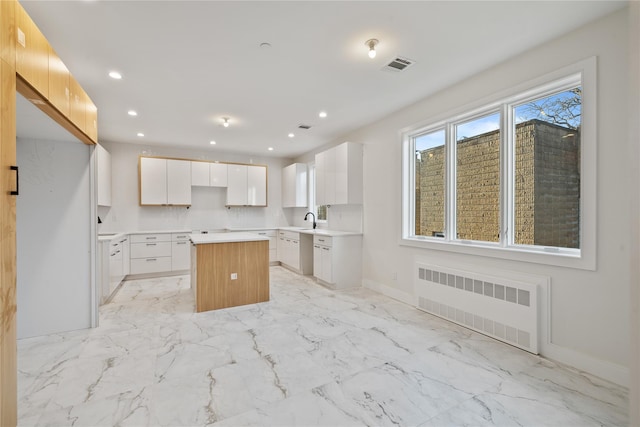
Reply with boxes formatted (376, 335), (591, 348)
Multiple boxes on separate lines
(304, 212), (317, 229)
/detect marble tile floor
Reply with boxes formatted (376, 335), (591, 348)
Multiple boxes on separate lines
(17, 266), (628, 426)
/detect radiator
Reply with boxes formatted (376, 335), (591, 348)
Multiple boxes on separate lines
(415, 262), (539, 354)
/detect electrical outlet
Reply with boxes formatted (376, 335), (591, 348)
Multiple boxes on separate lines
(230, 273), (238, 280)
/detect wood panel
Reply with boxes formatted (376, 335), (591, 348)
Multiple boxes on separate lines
(48, 45), (69, 117)
(0, 58), (17, 427)
(15, 2), (48, 98)
(68, 74), (85, 133)
(0, 0), (16, 67)
(195, 240), (269, 312)
(85, 94), (97, 142)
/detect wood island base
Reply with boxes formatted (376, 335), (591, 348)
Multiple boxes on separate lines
(190, 235), (269, 313)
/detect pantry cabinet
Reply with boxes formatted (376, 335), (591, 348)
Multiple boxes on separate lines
(139, 157), (191, 206)
(282, 163), (307, 208)
(315, 142), (362, 206)
(227, 164), (267, 206)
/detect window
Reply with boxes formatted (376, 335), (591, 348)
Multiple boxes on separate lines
(402, 58), (595, 269)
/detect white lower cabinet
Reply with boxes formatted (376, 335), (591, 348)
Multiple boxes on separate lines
(278, 230), (312, 274)
(312, 234), (362, 288)
(130, 233), (173, 274)
(171, 232), (191, 271)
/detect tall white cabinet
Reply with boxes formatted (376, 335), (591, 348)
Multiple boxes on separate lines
(315, 141), (362, 206)
(282, 163), (308, 208)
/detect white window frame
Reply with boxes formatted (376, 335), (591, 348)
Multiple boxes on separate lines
(401, 57), (596, 270)
(308, 162), (327, 223)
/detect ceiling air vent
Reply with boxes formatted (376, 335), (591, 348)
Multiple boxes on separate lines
(383, 56), (415, 73)
(298, 124), (311, 130)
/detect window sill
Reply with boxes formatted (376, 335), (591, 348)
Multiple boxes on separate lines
(400, 236), (594, 271)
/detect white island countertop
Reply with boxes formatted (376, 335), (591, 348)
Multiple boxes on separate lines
(278, 227), (362, 237)
(189, 232), (269, 245)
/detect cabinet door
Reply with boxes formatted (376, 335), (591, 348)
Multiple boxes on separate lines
(313, 244), (322, 279)
(315, 151), (326, 206)
(85, 95), (98, 142)
(277, 236), (285, 263)
(120, 236), (130, 276)
(167, 159), (191, 205)
(291, 239), (300, 270)
(191, 161), (209, 186)
(96, 144), (111, 206)
(68, 75), (86, 133)
(140, 157), (167, 205)
(210, 163), (228, 187)
(294, 164), (308, 207)
(48, 46), (69, 117)
(321, 245), (333, 283)
(335, 143), (348, 205)
(227, 164), (248, 205)
(171, 241), (190, 271)
(282, 164), (294, 207)
(15, 3), (49, 97)
(247, 165), (267, 206)
(325, 146), (336, 205)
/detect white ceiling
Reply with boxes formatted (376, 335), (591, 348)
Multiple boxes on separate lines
(18, 1), (626, 158)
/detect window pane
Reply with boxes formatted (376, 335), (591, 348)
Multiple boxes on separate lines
(415, 130), (445, 237)
(455, 113), (500, 242)
(317, 205), (327, 221)
(513, 87), (581, 249)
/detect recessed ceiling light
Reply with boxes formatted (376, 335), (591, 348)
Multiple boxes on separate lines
(108, 71), (122, 80)
(268, 147), (274, 151)
(288, 133), (295, 138)
(137, 132), (144, 137)
(210, 140), (216, 145)
(319, 111), (327, 118)
(128, 110), (137, 116)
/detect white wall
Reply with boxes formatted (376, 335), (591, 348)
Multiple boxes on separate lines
(296, 9), (633, 386)
(98, 141), (295, 233)
(16, 138), (92, 339)
(628, 1), (640, 423)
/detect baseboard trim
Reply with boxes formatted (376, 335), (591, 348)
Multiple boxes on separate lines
(363, 279), (416, 306)
(542, 342), (629, 388)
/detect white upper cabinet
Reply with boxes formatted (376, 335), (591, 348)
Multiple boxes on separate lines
(96, 144), (112, 206)
(140, 157), (168, 205)
(227, 164), (249, 205)
(227, 164), (267, 206)
(192, 161), (227, 187)
(139, 157), (191, 205)
(282, 163), (307, 208)
(315, 142), (362, 206)
(247, 165), (267, 206)
(191, 161), (210, 186)
(210, 163), (228, 187)
(167, 160), (191, 205)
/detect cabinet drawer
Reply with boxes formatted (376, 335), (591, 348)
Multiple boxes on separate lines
(131, 233), (171, 243)
(130, 257), (172, 275)
(253, 229), (276, 237)
(172, 232), (191, 241)
(130, 241), (171, 258)
(282, 231), (299, 240)
(313, 235), (332, 247)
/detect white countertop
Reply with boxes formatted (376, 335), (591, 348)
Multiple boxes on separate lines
(190, 232), (269, 245)
(278, 227), (362, 237)
(225, 226), (279, 231)
(98, 229), (191, 242)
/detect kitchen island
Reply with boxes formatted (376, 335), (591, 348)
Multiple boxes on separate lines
(190, 232), (270, 312)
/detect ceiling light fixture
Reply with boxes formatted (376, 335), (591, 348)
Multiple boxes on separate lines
(268, 147), (274, 151)
(288, 133), (295, 138)
(128, 110), (137, 116)
(108, 71), (122, 80)
(210, 140), (216, 145)
(319, 111), (327, 118)
(137, 132), (144, 137)
(222, 117), (230, 127)
(365, 38), (379, 59)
